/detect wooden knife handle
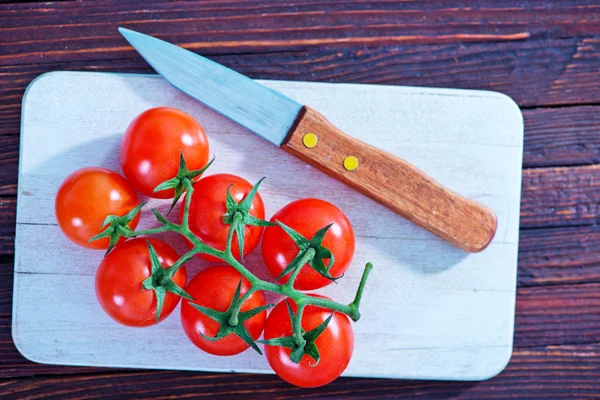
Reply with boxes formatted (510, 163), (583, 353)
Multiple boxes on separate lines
(282, 106), (497, 253)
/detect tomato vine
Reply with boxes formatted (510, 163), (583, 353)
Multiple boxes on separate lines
(91, 153), (373, 363)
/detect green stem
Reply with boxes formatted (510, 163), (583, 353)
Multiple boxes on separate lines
(284, 248), (316, 290)
(228, 287), (256, 326)
(224, 255), (279, 291)
(350, 262), (373, 311)
(225, 212), (242, 254)
(181, 180), (194, 230)
(225, 221), (235, 254)
(164, 248), (199, 280)
(122, 176), (373, 326)
(124, 225), (171, 237)
(293, 303), (306, 347)
(215, 212), (272, 291)
(298, 264), (373, 322)
(136, 223), (370, 322)
(302, 296), (360, 321)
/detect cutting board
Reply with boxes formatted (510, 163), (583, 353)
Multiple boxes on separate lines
(13, 71), (523, 380)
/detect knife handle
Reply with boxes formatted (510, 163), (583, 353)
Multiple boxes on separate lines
(281, 106), (497, 253)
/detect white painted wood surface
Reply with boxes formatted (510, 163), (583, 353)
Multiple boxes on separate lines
(13, 71), (523, 380)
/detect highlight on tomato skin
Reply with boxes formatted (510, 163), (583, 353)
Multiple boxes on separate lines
(261, 198), (355, 291)
(55, 167), (140, 250)
(263, 295), (354, 388)
(180, 265), (268, 356)
(184, 173), (266, 262)
(120, 107), (210, 199)
(95, 238), (187, 327)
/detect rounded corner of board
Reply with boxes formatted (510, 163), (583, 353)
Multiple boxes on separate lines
(478, 90), (524, 148)
(23, 71), (70, 106)
(11, 324), (48, 366)
(486, 91), (524, 131)
(472, 346), (514, 381)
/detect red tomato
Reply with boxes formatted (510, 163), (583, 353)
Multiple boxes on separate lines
(120, 107), (210, 198)
(180, 266), (267, 355)
(186, 174), (265, 262)
(261, 198), (355, 290)
(95, 238), (187, 327)
(263, 296), (354, 388)
(55, 167), (140, 250)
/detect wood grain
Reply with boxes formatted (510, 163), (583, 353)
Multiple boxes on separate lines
(0, 345), (598, 398)
(515, 283), (600, 347)
(519, 226), (600, 286)
(1, 0), (592, 61)
(521, 165), (600, 229)
(523, 106), (600, 168)
(3, 36), (600, 130)
(0, 198), (15, 255)
(284, 106), (497, 252)
(0, 135), (18, 195)
(4, 0), (600, 61)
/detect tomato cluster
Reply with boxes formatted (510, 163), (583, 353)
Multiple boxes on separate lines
(55, 107), (362, 388)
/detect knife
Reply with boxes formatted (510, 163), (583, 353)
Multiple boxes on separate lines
(118, 27), (497, 253)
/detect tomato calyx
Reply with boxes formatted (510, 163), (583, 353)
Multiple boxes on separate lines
(189, 279), (274, 354)
(141, 240), (193, 323)
(222, 178), (275, 259)
(274, 222), (342, 283)
(259, 300), (333, 365)
(88, 202), (146, 255)
(153, 152), (215, 214)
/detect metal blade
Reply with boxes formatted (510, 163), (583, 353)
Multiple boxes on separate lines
(119, 28), (303, 146)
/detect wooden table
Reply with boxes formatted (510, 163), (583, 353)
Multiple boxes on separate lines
(1, 1), (599, 398)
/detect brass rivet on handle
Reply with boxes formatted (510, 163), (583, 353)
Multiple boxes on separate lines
(302, 133), (318, 148)
(344, 156), (359, 171)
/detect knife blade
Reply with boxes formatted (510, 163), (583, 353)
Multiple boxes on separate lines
(119, 27), (497, 253)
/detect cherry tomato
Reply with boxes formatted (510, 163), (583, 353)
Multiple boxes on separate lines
(120, 107), (210, 198)
(263, 295), (354, 388)
(95, 238), (187, 327)
(261, 198), (355, 290)
(55, 167), (140, 250)
(180, 265), (267, 356)
(186, 174), (265, 262)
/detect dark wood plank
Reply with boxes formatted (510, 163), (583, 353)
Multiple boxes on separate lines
(5, 0), (599, 62)
(520, 165), (600, 229)
(0, 344), (598, 399)
(514, 282), (600, 347)
(2, 35), (600, 127)
(523, 106), (600, 168)
(0, 199), (15, 255)
(0, 135), (18, 196)
(518, 226), (600, 286)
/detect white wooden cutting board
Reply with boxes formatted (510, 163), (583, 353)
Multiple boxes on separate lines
(13, 71), (523, 380)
